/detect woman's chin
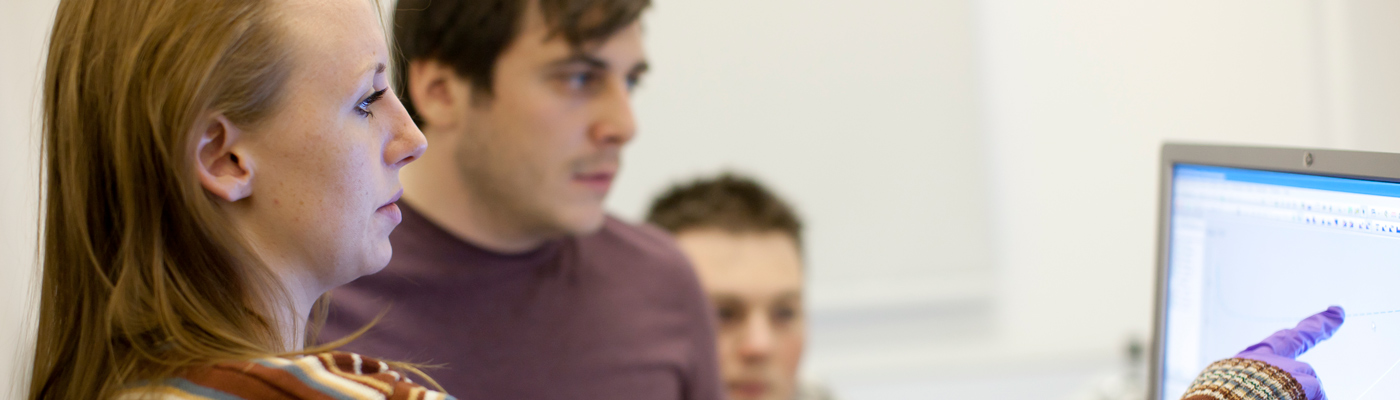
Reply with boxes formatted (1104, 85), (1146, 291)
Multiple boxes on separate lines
(350, 242), (394, 280)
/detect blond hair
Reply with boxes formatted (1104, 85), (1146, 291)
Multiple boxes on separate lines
(31, 0), (329, 397)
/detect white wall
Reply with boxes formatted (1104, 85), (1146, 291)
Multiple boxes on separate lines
(978, 0), (1332, 364)
(0, 0), (55, 397)
(606, 0), (997, 381)
(1322, 0), (1400, 152)
(976, 0), (1400, 372)
(611, 0), (994, 310)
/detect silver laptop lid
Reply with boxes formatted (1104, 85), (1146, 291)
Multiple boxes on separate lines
(1152, 143), (1400, 399)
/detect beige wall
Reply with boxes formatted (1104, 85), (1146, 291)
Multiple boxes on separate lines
(605, 0), (996, 381)
(1322, 0), (1400, 152)
(977, 0), (1400, 377)
(978, 0), (1329, 368)
(0, 0), (56, 396)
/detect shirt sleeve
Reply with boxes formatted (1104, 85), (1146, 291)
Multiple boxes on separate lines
(1179, 358), (1306, 400)
(677, 260), (726, 400)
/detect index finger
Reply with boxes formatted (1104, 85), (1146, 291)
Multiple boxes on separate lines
(1265, 306), (1346, 358)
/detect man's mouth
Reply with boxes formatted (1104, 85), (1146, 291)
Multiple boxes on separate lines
(727, 380), (770, 399)
(573, 171), (616, 193)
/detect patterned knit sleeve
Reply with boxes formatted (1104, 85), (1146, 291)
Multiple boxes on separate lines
(1180, 358), (1306, 400)
(116, 352), (456, 400)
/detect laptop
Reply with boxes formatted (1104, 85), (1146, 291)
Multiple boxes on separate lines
(1152, 143), (1400, 399)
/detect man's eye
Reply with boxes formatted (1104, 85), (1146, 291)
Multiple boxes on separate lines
(562, 71), (601, 91)
(771, 305), (800, 324)
(716, 304), (744, 324)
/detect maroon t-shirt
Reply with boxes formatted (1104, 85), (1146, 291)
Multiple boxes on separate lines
(321, 202), (723, 400)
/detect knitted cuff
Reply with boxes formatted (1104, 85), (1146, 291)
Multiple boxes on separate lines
(1180, 358), (1306, 400)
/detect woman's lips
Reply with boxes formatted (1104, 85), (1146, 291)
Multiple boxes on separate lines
(376, 202), (402, 225)
(379, 188), (403, 209)
(376, 189), (404, 225)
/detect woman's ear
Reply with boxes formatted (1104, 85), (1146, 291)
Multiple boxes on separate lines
(194, 114), (253, 202)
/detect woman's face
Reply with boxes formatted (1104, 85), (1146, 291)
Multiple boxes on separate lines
(226, 0), (424, 291)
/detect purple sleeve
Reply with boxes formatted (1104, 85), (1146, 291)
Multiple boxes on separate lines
(680, 260), (725, 400)
(611, 220), (728, 400)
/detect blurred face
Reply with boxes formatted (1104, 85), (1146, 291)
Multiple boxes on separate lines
(228, 0), (425, 290)
(449, 5), (648, 237)
(675, 229), (806, 400)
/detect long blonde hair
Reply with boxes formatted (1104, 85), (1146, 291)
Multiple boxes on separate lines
(31, 0), (322, 398)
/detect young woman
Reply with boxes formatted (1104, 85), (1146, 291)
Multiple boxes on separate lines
(28, 0), (446, 398)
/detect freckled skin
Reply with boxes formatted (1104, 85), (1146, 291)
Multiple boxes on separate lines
(675, 230), (805, 400)
(223, 0), (426, 296)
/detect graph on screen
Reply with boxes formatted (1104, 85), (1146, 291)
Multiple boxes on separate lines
(1160, 165), (1400, 400)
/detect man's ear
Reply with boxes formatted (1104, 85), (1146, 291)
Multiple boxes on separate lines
(194, 114), (253, 202)
(408, 59), (471, 131)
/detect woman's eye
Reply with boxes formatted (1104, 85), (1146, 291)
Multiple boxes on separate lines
(356, 89), (387, 117)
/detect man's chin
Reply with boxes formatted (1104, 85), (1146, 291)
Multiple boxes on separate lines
(725, 381), (777, 400)
(554, 206), (608, 236)
(563, 214), (607, 236)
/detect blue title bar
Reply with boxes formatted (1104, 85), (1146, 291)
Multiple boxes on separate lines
(1175, 164), (1400, 198)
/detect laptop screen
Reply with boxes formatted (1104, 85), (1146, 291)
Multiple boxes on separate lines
(1161, 164), (1400, 399)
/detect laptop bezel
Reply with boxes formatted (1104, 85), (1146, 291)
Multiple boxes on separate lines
(1151, 143), (1400, 399)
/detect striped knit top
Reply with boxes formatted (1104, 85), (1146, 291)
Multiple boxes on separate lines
(1180, 358), (1306, 400)
(114, 352), (456, 400)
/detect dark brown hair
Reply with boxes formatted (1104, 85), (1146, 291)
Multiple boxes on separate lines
(392, 0), (650, 123)
(646, 173), (805, 249)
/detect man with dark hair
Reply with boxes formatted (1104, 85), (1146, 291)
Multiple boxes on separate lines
(647, 174), (804, 247)
(647, 174), (834, 400)
(321, 1), (722, 399)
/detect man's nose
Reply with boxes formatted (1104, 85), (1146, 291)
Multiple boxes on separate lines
(738, 312), (775, 363)
(587, 78), (637, 147)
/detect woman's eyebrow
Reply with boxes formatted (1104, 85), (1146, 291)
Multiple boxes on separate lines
(366, 61), (389, 76)
(347, 62), (388, 100)
(358, 62), (386, 91)
(360, 62), (386, 79)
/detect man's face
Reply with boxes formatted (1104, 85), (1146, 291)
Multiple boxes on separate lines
(675, 229), (805, 400)
(447, 5), (647, 238)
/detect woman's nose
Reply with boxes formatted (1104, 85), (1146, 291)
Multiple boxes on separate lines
(385, 95), (427, 168)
